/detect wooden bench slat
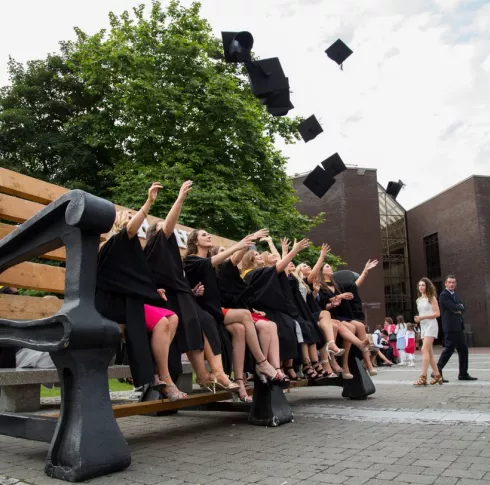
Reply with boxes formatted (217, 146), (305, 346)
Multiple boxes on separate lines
(0, 262), (65, 294)
(0, 294), (63, 320)
(0, 193), (46, 224)
(0, 168), (67, 205)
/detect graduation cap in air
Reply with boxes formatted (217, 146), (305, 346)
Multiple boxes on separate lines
(302, 166), (336, 198)
(325, 39), (353, 70)
(298, 115), (323, 143)
(321, 152), (346, 178)
(386, 180), (405, 199)
(268, 100), (294, 116)
(221, 31), (254, 63)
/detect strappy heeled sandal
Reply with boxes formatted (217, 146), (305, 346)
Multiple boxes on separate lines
(414, 375), (427, 386)
(196, 372), (217, 393)
(311, 361), (328, 379)
(327, 340), (345, 360)
(303, 361), (323, 381)
(321, 358), (343, 376)
(283, 366), (301, 381)
(214, 372), (240, 392)
(429, 374), (443, 385)
(233, 378), (253, 402)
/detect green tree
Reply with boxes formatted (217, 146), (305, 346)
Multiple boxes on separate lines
(0, 1), (342, 265)
(0, 50), (119, 197)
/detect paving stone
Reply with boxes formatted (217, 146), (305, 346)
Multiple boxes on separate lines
(396, 474), (438, 484)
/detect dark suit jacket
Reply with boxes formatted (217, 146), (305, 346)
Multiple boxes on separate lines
(439, 289), (465, 333)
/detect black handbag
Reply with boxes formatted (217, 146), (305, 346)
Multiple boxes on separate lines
(388, 333), (397, 342)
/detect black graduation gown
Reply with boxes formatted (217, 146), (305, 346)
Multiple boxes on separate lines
(285, 276), (323, 346)
(304, 278), (322, 321)
(95, 228), (164, 387)
(318, 280), (354, 321)
(244, 267), (298, 360)
(183, 255), (233, 374)
(144, 231), (222, 359)
(217, 260), (254, 310)
(334, 270), (365, 321)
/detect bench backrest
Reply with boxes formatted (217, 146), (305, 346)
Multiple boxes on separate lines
(0, 168), (235, 321)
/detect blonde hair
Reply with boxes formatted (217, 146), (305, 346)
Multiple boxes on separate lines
(293, 265), (311, 294)
(106, 210), (133, 240)
(241, 250), (257, 276)
(261, 251), (273, 267)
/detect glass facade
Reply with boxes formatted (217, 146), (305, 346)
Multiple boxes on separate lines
(378, 185), (412, 321)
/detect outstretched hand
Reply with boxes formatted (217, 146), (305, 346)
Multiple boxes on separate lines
(238, 234), (256, 250)
(292, 238), (310, 253)
(281, 237), (290, 254)
(178, 180), (193, 201)
(252, 228), (269, 241)
(148, 182), (163, 204)
(364, 259), (379, 272)
(320, 243), (331, 257)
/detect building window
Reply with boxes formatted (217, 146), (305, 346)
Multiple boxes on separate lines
(423, 233), (441, 279)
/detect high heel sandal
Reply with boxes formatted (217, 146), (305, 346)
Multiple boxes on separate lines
(429, 374), (443, 385)
(233, 378), (253, 402)
(320, 359), (341, 378)
(196, 372), (217, 393)
(414, 375), (427, 386)
(255, 359), (290, 388)
(327, 340), (345, 360)
(214, 372), (240, 392)
(154, 375), (187, 401)
(341, 371), (354, 380)
(283, 366), (301, 381)
(311, 361), (328, 378)
(302, 361), (324, 381)
(151, 379), (168, 393)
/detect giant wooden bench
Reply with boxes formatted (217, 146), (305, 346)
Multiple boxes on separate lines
(0, 168), (375, 482)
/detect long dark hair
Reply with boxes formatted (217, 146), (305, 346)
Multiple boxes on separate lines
(417, 277), (437, 302)
(318, 266), (340, 293)
(185, 228), (210, 258)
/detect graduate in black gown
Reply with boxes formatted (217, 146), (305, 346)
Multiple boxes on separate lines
(144, 181), (238, 393)
(95, 182), (186, 400)
(317, 262), (378, 379)
(184, 229), (286, 400)
(241, 238), (315, 381)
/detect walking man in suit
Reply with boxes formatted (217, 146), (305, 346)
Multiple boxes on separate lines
(437, 275), (477, 382)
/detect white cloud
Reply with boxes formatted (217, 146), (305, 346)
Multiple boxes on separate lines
(0, 0), (489, 210)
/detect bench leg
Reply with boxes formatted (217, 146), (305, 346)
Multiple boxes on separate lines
(45, 347), (131, 482)
(0, 384), (41, 412)
(341, 348), (376, 399)
(248, 375), (293, 427)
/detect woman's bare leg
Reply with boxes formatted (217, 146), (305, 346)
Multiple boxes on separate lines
(225, 323), (248, 398)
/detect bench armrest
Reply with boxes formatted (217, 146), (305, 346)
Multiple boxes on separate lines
(0, 190), (119, 351)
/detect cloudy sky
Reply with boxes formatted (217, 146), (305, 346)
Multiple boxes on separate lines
(1, 0), (489, 209)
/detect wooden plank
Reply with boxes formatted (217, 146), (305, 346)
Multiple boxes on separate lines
(47, 388), (253, 419)
(0, 223), (66, 261)
(0, 294), (63, 320)
(0, 193), (45, 224)
(0, 169), (236, 247)
(0, 168), (67, 205)
(0, 262), (65, 294)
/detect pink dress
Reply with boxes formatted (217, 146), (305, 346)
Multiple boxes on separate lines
(386, 323), (399, 359)
(143, 304), (175, 332)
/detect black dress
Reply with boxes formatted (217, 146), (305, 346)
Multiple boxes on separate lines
(183, 255), (233, 374)
(318, 280), (354, 322)
(286, 276), (324, 346)
(217, 260), (254, 310)
(334, 270), (365, 321)
(144, 231), (222, 358)
(95, 228), (165, 387)
(244, 267), (298, 361)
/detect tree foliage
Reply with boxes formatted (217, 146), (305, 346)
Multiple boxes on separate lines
(0, 1), (343, 267)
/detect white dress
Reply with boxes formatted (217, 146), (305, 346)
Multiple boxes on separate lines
(417, 297), (439, 338)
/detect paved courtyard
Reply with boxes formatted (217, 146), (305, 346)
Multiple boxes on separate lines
(1, 349), (490, 485)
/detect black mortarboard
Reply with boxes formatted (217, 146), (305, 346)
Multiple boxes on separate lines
(268, 100), (294, 116)
(221, 31), (254, 63)
(386, 180), (404, 199)
(298, 115), (323, 143)
(325, 39), (353, 69)
(321, 153), (346, 178)
(245, 58), (289, 97)
(303, 166), (336, 198)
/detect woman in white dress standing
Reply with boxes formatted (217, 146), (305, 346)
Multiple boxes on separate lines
(414, 277), (442, 386)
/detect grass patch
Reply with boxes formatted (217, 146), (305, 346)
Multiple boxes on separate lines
(40, 379), (133, 398)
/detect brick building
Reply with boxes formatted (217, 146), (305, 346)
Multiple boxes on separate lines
(292, 168), (412, 328)
(406, 176), (490, 346)
(293, 170), (490, 344)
